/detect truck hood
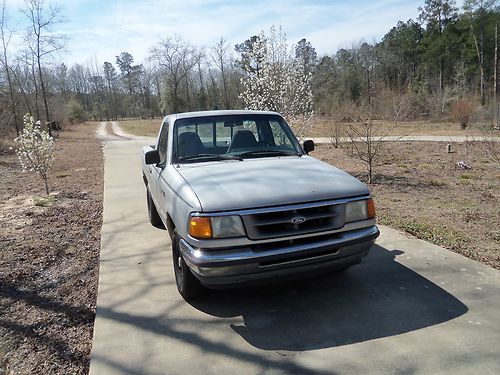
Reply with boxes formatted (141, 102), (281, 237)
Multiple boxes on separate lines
(176, 156), (369, 212)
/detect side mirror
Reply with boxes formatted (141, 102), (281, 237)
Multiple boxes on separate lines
(303, 140), (315, 155)
(145, 149), (160, 165)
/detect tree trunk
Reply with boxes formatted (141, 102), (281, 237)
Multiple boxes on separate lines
(480, 4), (485, 106)
(31, 61), (40, 121)
(173, 81), (179, 113)
(185, 75), (191, 111)
(470, 15), (485, 106)
(37, 57), (51, 135)
(495, 23), (498, 129)
(6, 67), (20, 134)
(221, 63), (229, 109)
(1, 41), (19, 133)
(43, 175), (49, 195)
(439, 61), (444, 113)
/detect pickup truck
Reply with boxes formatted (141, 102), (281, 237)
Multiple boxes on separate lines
(142, 110), (379, 300)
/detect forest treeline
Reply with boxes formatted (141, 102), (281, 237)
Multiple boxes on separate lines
(0, 0), (499, 135)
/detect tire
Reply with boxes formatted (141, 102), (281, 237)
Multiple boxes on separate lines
(172, 230), (205, 300)
(147, 188), (165, 229)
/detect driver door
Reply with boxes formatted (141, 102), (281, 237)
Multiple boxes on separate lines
(150, 122), (168, 210)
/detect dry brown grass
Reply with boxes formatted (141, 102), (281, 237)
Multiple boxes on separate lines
(309, 116), (487, 137)
(313, 141), (500, 269)
(119, 119), (160, 137)
(118, 116), (492, 139)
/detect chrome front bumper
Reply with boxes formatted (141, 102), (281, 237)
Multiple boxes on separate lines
(179, 226), (379, 287)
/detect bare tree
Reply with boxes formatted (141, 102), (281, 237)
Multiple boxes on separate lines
(103, 61), (118, 120)
(22, 0), (65, 134)
(138, 63), (156, 118)
(345, 83), (394, 184)
(324, 117), (341, 148)
(211, 37), (231, 109)
(11, 62), (33, 115)
(346, 118), (381, 184)
(150, 35), (200, 113)
(0, 0), (20, 134)
(464, 0), (496, 106)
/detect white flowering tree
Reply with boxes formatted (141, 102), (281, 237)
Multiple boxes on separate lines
(239, 26), (314, 137)
(14, 114), (55, 195)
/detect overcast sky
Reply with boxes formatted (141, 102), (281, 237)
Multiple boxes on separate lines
(7, 0), (463, 66)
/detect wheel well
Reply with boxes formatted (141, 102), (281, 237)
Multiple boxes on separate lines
(165, 213), (175, 238)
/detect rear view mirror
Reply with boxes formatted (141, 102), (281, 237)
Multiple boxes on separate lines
(303, 140), (315, 154)
(145, 149), (160, 165)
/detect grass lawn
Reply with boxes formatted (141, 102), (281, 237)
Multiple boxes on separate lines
(119, 119), (160, 137)
(313, 141), (500, 269)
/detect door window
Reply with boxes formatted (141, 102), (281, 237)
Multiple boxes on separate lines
(157, 122), (169, 164)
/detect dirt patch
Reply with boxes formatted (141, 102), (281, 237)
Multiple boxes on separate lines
(0, 123), (103, 374)
(312, 141), (500, 269)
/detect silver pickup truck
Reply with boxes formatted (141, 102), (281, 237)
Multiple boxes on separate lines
(142, 110), (379, 299)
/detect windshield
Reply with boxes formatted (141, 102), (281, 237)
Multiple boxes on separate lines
(173, 114), (301, 163)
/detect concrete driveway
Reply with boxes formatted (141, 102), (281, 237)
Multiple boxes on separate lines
(89, 136), (500, 375)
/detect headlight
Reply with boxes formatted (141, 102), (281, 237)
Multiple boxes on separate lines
(188, 215), (245, 239)
(345, 198), (376, 223)
(211, 216), (246, 238)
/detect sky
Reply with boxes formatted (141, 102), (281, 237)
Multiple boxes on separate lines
(6, 0), (464, 67)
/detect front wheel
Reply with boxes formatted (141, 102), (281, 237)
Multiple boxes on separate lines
(172, 230), (205, 300)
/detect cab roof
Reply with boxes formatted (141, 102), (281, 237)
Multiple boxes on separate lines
(163, 109), (282, 122)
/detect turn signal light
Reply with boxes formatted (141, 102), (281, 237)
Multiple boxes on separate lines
(367, 198), (376, 219)
(188, 216), (212, 239)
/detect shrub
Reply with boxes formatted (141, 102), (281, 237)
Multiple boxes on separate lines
(14, 114), (55, 195)
(68, 100), (87, 124)
(451, 100), (474, 129)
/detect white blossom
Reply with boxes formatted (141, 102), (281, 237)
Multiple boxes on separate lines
(14, 114), (55, 194)
(239, 26), (314, 137)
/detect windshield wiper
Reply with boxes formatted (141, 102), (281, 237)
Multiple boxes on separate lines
(178, 154), (242, 163)
(237, 149), (300, 159)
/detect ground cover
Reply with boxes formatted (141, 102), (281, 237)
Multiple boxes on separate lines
(314, 141), (499, 268)
(311, 117), (487, 138)
(0, 123), (103, 374)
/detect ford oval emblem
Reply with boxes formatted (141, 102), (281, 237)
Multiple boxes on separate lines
(291, 216), (306, 224)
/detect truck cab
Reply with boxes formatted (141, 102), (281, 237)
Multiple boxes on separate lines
(142, 110), (379, 300)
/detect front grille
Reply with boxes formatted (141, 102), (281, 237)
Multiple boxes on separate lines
(241, 201), (346, 240)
